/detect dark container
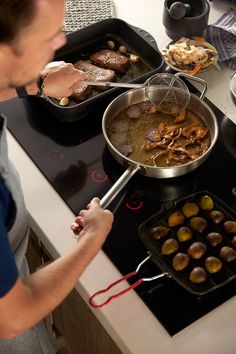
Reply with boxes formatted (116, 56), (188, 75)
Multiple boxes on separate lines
(163, 0), (210, 40)
(38, 18), (164, 122)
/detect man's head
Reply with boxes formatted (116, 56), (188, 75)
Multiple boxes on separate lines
(0, 0), (66, 89)
(0, 1), (35, 43)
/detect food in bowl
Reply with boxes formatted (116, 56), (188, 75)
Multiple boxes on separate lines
(161, 37), (218, 75)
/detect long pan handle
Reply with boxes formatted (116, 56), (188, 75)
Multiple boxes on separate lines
(85, 80), (144, 89)
(100, 164), (141, 209)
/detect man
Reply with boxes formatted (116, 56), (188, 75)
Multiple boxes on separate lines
(0, 1), (114, 353)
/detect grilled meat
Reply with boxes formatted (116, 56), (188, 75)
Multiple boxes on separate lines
(71, 82), (92, 101)
(90, 49), (130, 74)
(74, 60), (116, 91)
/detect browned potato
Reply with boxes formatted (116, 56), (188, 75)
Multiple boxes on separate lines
(189, 267), (207, 283)
(150, 225), (169, 240)
(161, 238), (179, 255)
(182, 202), (199, 218)
(187, 241), (207, 259)
(223, 220), (236, 234)
(172, 252), (190, 271)
(209, 210), (225, 224)
(205, 256), (222, 274)
(189, 216), (208, 233)
(220, 246), (236, 262)
(206, 232), (223, 247)
(176, 226), (193, 242)
(199, 195), (214, 211)
(232, 235), (236, 248)
(168, 211), (185, 227)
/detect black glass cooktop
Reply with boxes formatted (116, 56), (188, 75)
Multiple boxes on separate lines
(1, 88), (236, 336)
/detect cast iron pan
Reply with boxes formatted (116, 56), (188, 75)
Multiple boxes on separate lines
(88, 191), (236, 308)
(138, 190), (236, 296)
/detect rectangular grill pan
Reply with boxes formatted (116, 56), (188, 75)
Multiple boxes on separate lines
(38, 18), (164, 122)
(138, 191), (236, 296)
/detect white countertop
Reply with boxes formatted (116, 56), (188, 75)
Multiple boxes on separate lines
(6, 1), (236, 353)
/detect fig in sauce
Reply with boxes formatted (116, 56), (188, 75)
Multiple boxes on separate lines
(220, 246), (236, 262)
(176, 226), (193, 242)
(199, 195), (214, 211)
(189, 216), (208, 233)
(209, 210), (225, 224)
(187, 241), (207, 259)
(172, 252), (190, 271)
(223, 220), (236, 234)
(150, 225), (169, 240)
(161, 238), (179, 255)
(206, 232), (223, 247)
(189, 267), (207, 283)
(182, 202), (199, 218)
(205, 256), (223, 274)
(168, 211), (185, 227)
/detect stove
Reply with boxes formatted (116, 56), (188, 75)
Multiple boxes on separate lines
(1, 85), (236, 336)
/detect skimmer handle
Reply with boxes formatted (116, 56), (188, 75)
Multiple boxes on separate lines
(173, 72), (208, 99)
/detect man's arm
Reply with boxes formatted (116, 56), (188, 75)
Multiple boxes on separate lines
(0, 198), (113, 339)
(0, 62), (85, 101)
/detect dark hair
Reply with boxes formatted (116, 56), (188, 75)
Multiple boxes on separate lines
(0, 0), (36, 43)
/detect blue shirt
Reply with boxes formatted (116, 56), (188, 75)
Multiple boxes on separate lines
(0, 177), (19, 297)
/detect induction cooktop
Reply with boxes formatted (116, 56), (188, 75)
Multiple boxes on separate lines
(1, 85), (236, 336)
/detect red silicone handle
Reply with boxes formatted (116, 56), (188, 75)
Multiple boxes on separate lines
(89, 271), (143, 308)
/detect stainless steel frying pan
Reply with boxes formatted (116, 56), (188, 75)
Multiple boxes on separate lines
(100, 75), (218, 208)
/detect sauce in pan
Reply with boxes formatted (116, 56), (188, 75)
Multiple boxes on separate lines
(108, 100), (210, 167)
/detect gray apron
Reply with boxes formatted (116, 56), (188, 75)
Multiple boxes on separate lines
(0, 114), (55, 354)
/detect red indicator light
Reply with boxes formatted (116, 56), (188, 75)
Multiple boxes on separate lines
(91, 170), (109, 183)
(125, 196), (143, 211)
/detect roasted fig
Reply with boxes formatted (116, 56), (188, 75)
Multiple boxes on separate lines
(161, 238), (179, 255)
(199, 195), (214, 211)
(168, 211), (185, 227)
(172, 252), (190, 271)
(205, 256), (223, 274)
(187, 241), (207, 259)
(189, 216), (208, 233)
(220, 246), (236, 262)
(176, 226), (193, 242)
(206, 232), (223, 247)
(150, 225), (169, 240)
(189, 267), (207, 283)
(182, 202), (199, 218)
(232, 235), (236, 248)
(223, 220), (236, 234)
(209, 210), (225, 224)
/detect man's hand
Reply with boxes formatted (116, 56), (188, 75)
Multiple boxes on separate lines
(42, 61), (86, 98)
(71, 197), (114, 246)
